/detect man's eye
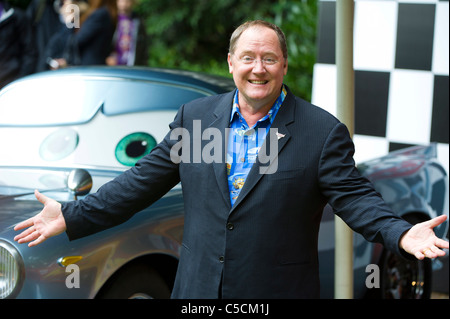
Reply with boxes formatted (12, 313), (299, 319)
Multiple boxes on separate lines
(263, 58), (277, 65)
(242, 57), (254, 63)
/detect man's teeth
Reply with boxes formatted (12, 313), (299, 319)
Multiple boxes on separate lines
(249, 80), (267, 84)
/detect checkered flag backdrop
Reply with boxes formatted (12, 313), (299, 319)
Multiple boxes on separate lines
(311, 0), (449, 177)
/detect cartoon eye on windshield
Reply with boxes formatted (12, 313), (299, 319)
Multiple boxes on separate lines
(39, 128), (79, 161)
(115, 132), (156, 166)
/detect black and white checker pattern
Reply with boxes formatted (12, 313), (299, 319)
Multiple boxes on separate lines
(311, 0), (449, 177)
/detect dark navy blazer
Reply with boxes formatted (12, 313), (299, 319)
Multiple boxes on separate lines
(62, 86), (412, 298)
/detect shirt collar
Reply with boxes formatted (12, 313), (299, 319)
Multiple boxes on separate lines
(229, 85), (287, 126)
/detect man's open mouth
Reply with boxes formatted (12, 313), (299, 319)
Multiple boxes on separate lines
(248, 80), (268, 84)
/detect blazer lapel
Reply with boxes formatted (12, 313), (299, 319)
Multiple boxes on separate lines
(208, 91), (235, 211)
(230, 90), (296, 214)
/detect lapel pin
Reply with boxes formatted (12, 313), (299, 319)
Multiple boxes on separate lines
(276, 132), (286, 140)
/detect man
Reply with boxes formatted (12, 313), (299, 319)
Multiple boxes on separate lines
(14, 20), (448, 298)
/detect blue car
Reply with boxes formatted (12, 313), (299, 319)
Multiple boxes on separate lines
(0, 67), (447, 299)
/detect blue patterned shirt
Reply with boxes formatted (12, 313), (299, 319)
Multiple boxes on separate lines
(226, 86), (287, 206)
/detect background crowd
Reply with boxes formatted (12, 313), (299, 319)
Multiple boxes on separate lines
(0, 0), (148, 89)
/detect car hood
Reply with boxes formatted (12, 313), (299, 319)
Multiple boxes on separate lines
(0, 166), (119, 239)
(0, 197), (44, 237)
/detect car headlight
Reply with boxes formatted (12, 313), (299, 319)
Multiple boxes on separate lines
(0, 240), (24, 299)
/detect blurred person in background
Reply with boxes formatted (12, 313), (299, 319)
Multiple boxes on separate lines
(26, 0), (63, 72)
(0, 0), (36, 89)
(48, 0), (117, 69)
(106, 0), (147, 66)
(42, 0), (87, 69)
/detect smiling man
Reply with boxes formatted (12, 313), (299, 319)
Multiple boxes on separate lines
(14, 20), (448, 299)
(227, 22), (288, 127)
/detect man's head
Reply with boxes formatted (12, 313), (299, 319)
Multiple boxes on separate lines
(229, 20), (288, 61)
(227, 20), (288, 112)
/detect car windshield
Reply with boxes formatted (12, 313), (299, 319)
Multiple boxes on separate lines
(0, 168), (67, 198)
(0, 185), (35, 197)
(0, 77), (105, 126)
(0, 167), (117, 200)
(0, 76), (210, 126)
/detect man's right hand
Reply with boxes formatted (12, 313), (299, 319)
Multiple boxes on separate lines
(14, 190), (67, 247)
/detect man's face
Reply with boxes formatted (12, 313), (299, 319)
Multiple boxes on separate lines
(228, 26), (288, 111)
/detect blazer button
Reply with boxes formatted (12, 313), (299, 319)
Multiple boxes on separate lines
(226, 223), (234, 230)
(219, 256), (225, 263)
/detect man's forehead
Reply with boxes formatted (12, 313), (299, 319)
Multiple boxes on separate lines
(235, 26), (281, 53)
(240, 25), (275, 37)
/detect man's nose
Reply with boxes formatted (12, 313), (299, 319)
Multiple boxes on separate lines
(252, 60), (266, 72)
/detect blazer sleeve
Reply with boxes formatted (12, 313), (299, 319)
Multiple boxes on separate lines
(318, 122), (413, 257)
(61, 105), (185, 240)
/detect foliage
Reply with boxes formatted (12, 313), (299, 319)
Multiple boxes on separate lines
(136, 0), (318, 100)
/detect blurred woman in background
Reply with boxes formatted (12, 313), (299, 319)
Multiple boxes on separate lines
(48, 0), (117, 69)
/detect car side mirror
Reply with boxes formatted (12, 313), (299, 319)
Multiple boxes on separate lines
(67, 169), (92, 200)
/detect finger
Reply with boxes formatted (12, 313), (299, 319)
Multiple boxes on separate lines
(414, 251), (425, 260)
(435, 238), (449, 249)
(14, 226), (35, 241)
(425, 247), (439, 258)
(29, 235), (47, 247)
(421, 245), (446, 259)
(427, 215), (448, 229)
(34, 189), (49, 205)
(13, 218), (34, 231)
(18, 230), (41, 244)
(430, 246), (446, 257)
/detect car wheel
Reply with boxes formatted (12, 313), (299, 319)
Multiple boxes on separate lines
(96, 263), (171, 299)
(379, 249), (431, 299)
(379, 216), (432, 299)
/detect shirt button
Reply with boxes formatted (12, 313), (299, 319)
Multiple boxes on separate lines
(219, 256), (225, 263)
(226, 223), (234, 230)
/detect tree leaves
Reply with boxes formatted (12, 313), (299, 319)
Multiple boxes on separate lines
(136, 0), (317, 101)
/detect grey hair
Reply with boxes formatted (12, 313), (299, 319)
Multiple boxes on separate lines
(229, 20), (288, 60)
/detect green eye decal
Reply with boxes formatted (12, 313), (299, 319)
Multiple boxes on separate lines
(40, 128), (79, 161)
(115, 132), (156, 166)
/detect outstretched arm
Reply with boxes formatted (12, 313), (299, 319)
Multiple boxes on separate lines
(14, 190), (67, 247)
(399, 215), (449, 260)
(13, 104), (186, 245)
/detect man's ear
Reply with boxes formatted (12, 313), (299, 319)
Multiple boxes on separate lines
(283, 58), (288, 76)
(227, 53), (234, 74)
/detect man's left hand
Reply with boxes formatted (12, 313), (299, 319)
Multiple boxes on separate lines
(400, 215), (449, 260)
